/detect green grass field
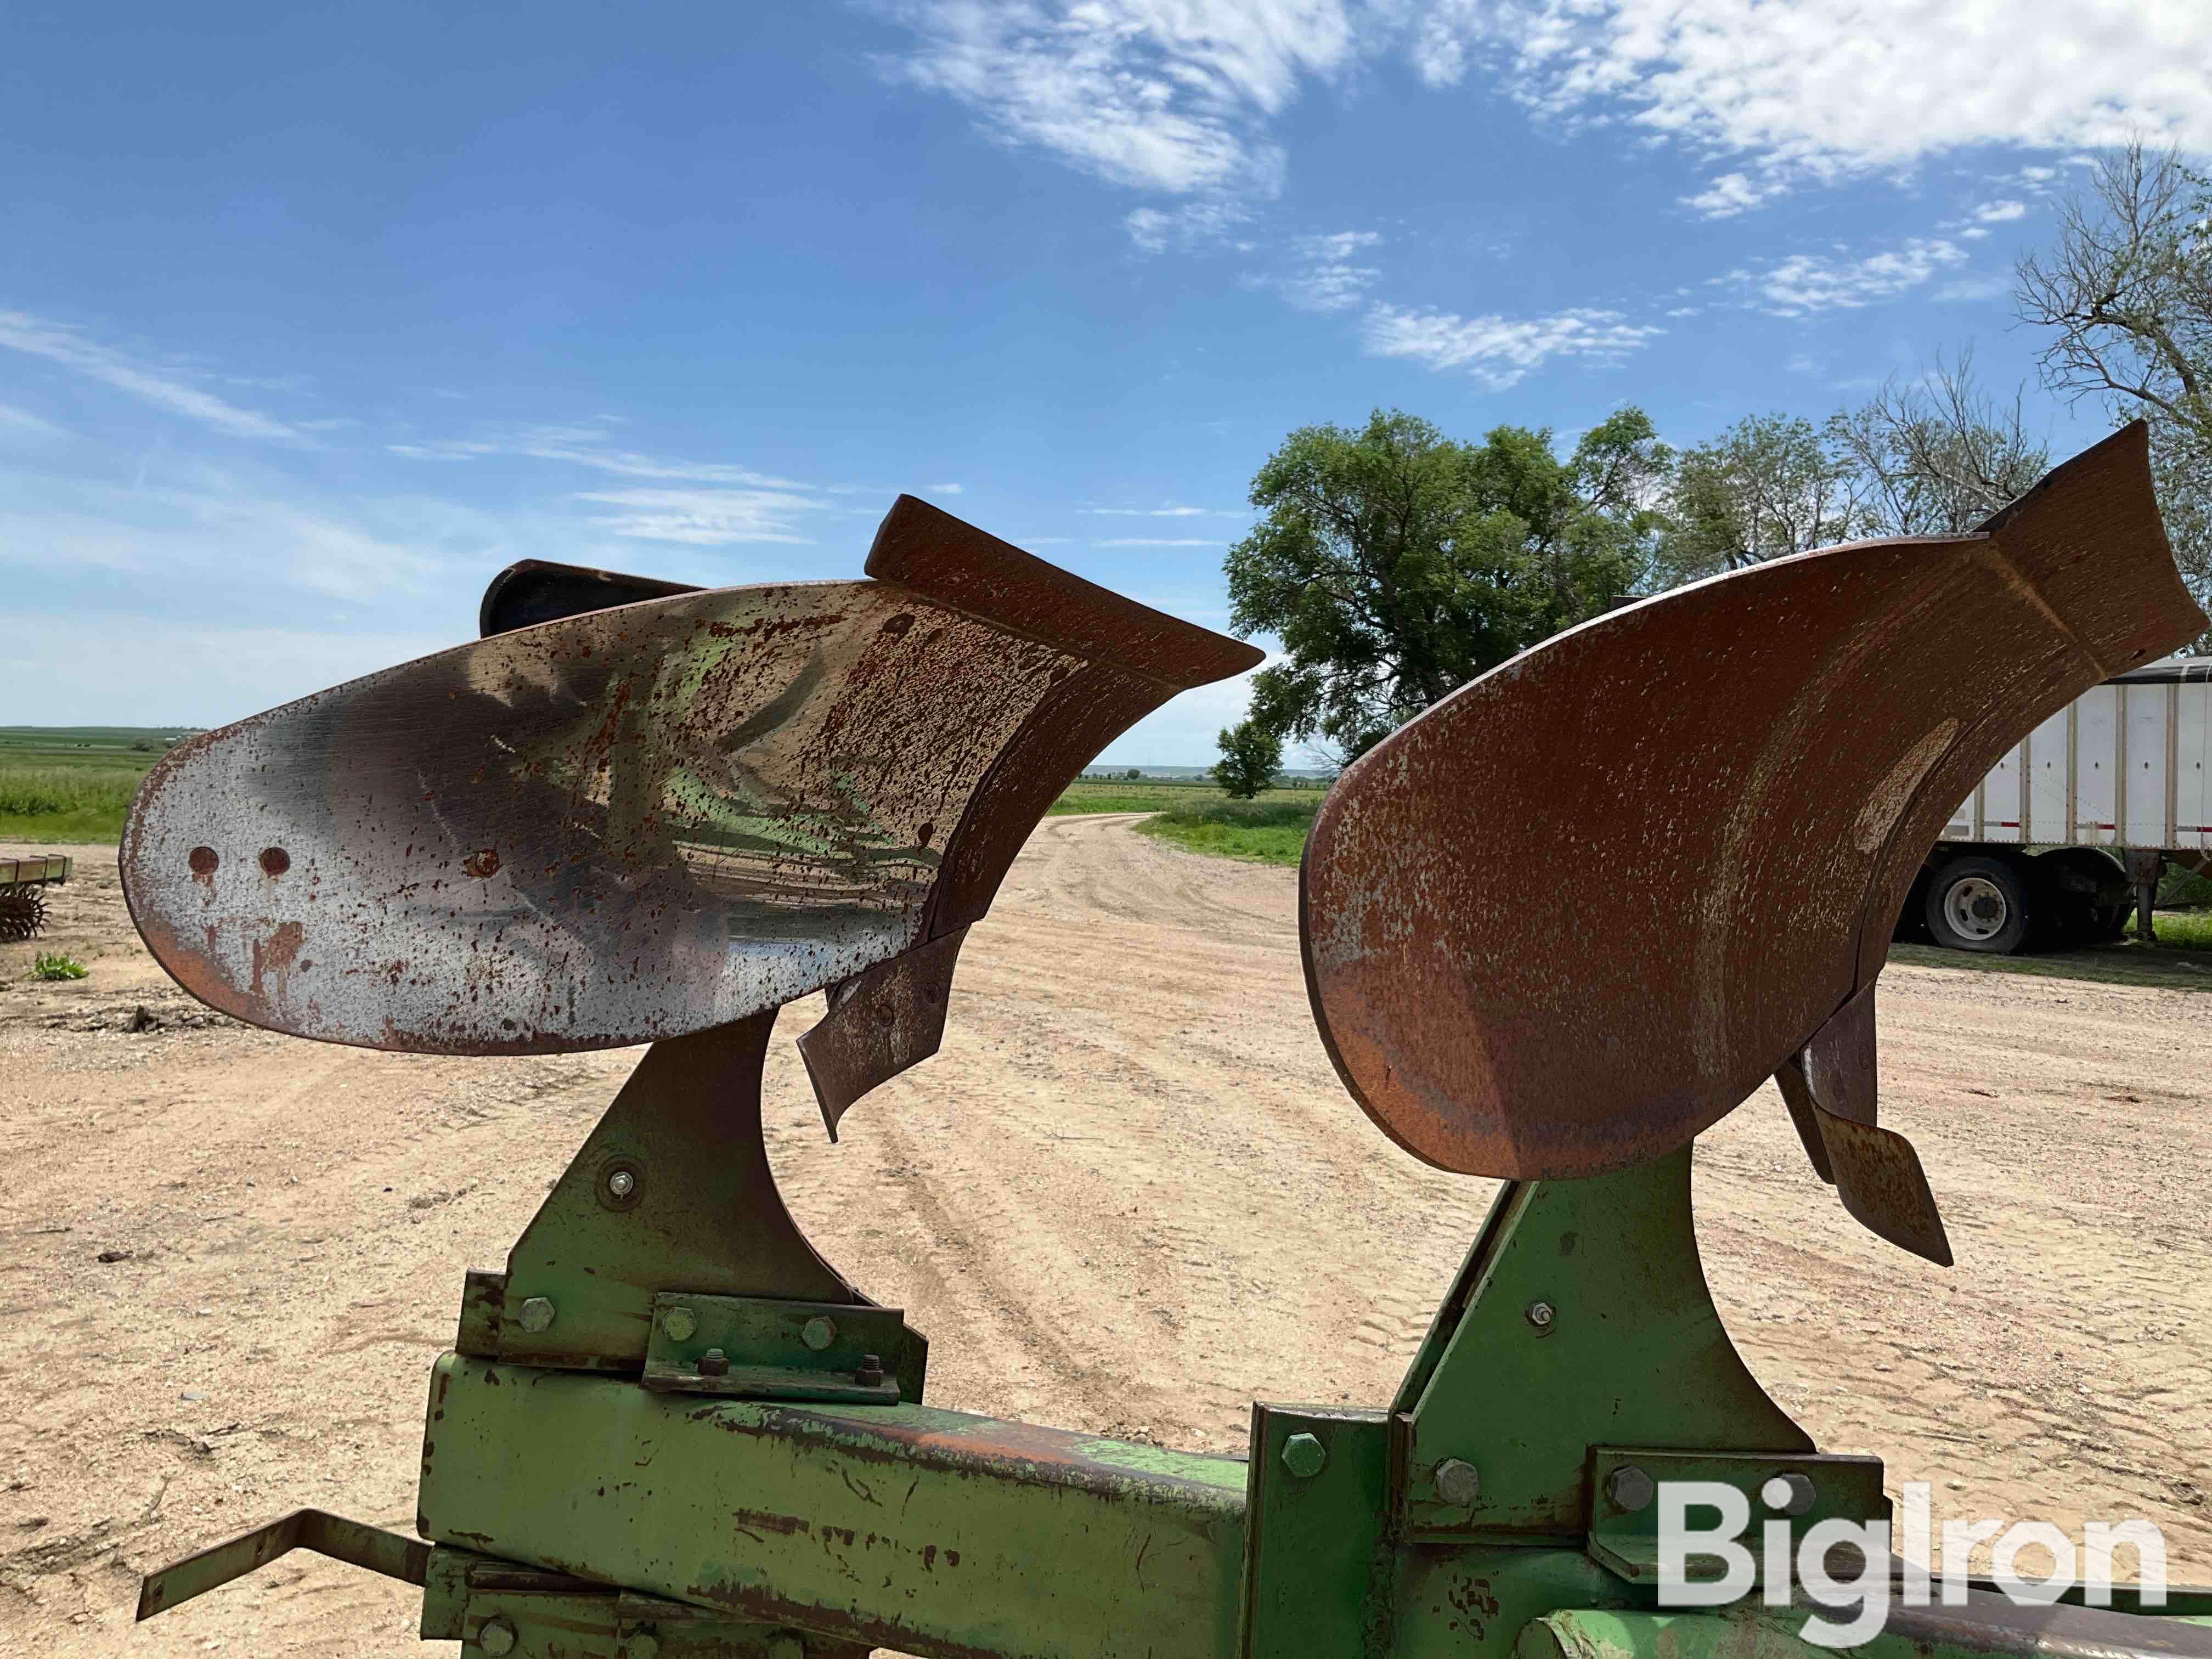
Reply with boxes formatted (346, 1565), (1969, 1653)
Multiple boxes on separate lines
(0, 728), (187, 844)
(1130, 793), (1322, 867)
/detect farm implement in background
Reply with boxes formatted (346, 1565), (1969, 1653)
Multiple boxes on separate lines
(121, 432), (2210, 1659)
(0, 853), (70, 941)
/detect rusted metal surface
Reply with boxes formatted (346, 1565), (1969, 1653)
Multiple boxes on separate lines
(136, 1508), (429, 1620)
(477, 557), (702, 637)
(120, 494), (1257, 1055)
(1303, 422), (2204, 1184)
(1810, 1107), (1953, 1266)
(799, 925), (968, 1138)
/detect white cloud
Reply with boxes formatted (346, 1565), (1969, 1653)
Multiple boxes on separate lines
(1086, 505), (1220, 517)
(1125, 199), (1254, 251)
(0, 401), (67, 437)
(1414, 0), (2212, 187)
(572, 487), (828, 545)
(1722, 236), (1970, 316)
(390, 426), (810, 489)
(1972, 199), (2028, 222)
(1094, 537), (1224, 546)
(0, 311), (300, 441)
(1244, 227), (1384, 311)
(1362, 303), (1662, 388)
(1679, 171), (1789, 218)
(924, 481), (966, 494)
(883, 1), (1359, 200)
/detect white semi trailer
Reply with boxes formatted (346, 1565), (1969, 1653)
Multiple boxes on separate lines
(1908, 654), (2212, 952)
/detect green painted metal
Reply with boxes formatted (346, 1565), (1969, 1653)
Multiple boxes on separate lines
(1583, 1449), (1888, 1588)
(1390, 1548), (1647, 1659)
(640, 1291), (921, 1404)
(134, 1508), (428, 1620)
(417, 1353), (1248, 1659)
(494, 1016), (866, 1373)
(1395, 1150), (1813, 1542)
(1242, 1406), (1392, 1658)
(1513, 1607), (1830, 1659)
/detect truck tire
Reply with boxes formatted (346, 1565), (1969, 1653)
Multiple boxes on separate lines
(2031, 847), (2130, 946)
(1924, 855), (2030, 953)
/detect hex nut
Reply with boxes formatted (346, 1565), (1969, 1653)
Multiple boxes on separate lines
(663, 1305), (698, 1342)
(768, 1633), (806, 1659)
(1607, 1464), (1656, 1513)
(1280, 1432), (1328, 1479)
(1434, 1458), (1482, 1507)
(516, 1297), (556, 1334)
(855, 1352), (885, 1385)
(697, 1346), (731, 1377)
(801, 1316), (837, 1351)
(479, 1616), (518, 1656)
(1763, 1471), (1817, 1516)
(1525, 1300), (1556, 1330)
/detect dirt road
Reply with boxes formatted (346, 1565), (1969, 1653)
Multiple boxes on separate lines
(3, 816), (2208, 1656)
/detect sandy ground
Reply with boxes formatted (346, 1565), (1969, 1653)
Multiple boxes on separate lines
(2, 816), (2208, 1657)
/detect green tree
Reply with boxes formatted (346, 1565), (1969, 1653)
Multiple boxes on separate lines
(1225, 408), (1670, 761)
(2014, 143), (2212, 641)
(1826, 351), (2049, 536)
(1657, 414), (1861, 584)
(1210, 721), (1282, 798)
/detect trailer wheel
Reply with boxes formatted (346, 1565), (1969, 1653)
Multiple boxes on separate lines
(1924, 855), (2030, 953)
(0, 886), (46, 943)
(2030, 847), (2130, 946)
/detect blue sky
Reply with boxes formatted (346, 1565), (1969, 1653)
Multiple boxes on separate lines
(4, 3), (2209, 763)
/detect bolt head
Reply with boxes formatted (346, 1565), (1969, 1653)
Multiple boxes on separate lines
(516, 1296), (556, 1334)
(479, 1615), (518, 1656)
(1280, 1431), (1328, 1479)
(1606, 1464), (1656, 1513)
(768, 1634), (806, 1659)
(607, 1169), (635, 1198)
(1434, 1457), (1482, 1507)
(697, 1346), (731, 1377)
(1525, 1300), (1555, 1330)
(1763, 1471), (1817, 1517)
(662, 1305), (697, 1342)
(801, 1316), (837, 1352)
(628, 1632), (660, 1659)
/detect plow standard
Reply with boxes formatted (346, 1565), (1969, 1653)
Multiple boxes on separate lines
(120, 427), (2209, 1659)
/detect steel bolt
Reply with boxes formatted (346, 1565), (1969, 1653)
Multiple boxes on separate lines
(1763, 1471), (1817, 1516)
(1434, 1458), (1482, 1508)
(607, 1169), (635, 1199)
(479, 1616), (518, 1656)
(662, 1305), (697, 1342)
(516, 1296), (556, 1334)
(1525, 1300), (1556, 1330)
(768, 1634), (806, 1659)
(1606, 1464), (1656, 1514)
(802, 1316), (837, 1352)
(1280, 1432), (1328, 1479)
(697, 1346), (731, 1377)
(628, 1632), (660, 1659)
(855, 1352), (885, 1386)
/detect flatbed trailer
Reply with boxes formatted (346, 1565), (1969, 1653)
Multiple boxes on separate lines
(1910, 656), (2210, 951)
(0, 853), (71, 941)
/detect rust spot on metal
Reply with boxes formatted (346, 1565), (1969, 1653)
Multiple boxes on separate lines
(461, 848), (500, 879)
(258, 847), (290, 877)
(188, 847), (218, 880)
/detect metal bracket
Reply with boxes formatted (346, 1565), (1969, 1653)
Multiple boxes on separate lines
(1582, 1448), (1889, 1588)
(641, 1291), (923, 1403)
(136, 1508), (429, 1621)
(1242, 1406), (1392, 1659)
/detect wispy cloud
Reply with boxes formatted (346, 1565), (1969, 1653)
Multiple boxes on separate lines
(1718, 236), (1971, 316)
(572, 487), (828, 546)
(1126, 200), (1255, 252)
(1243, 228), (1383, 311)
(0, 401), (67, 438)
(1094, 536), (1224, 546)
(390, 426), (810, 488)
(1362, 304), (1662, 388)
(0, 311), (300, 441)
(1084, 505), (1235, 518)
(1972, 199), (2027, 223)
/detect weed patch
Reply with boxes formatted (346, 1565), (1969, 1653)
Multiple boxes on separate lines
(30, 951), (87, 981)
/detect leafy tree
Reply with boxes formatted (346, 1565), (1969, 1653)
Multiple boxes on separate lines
(2014, 144), (2211, 642)
(1211, 721), (1282, 798)
(1225, 408), (1669, 762)
(1656, 414), (1863, 583)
